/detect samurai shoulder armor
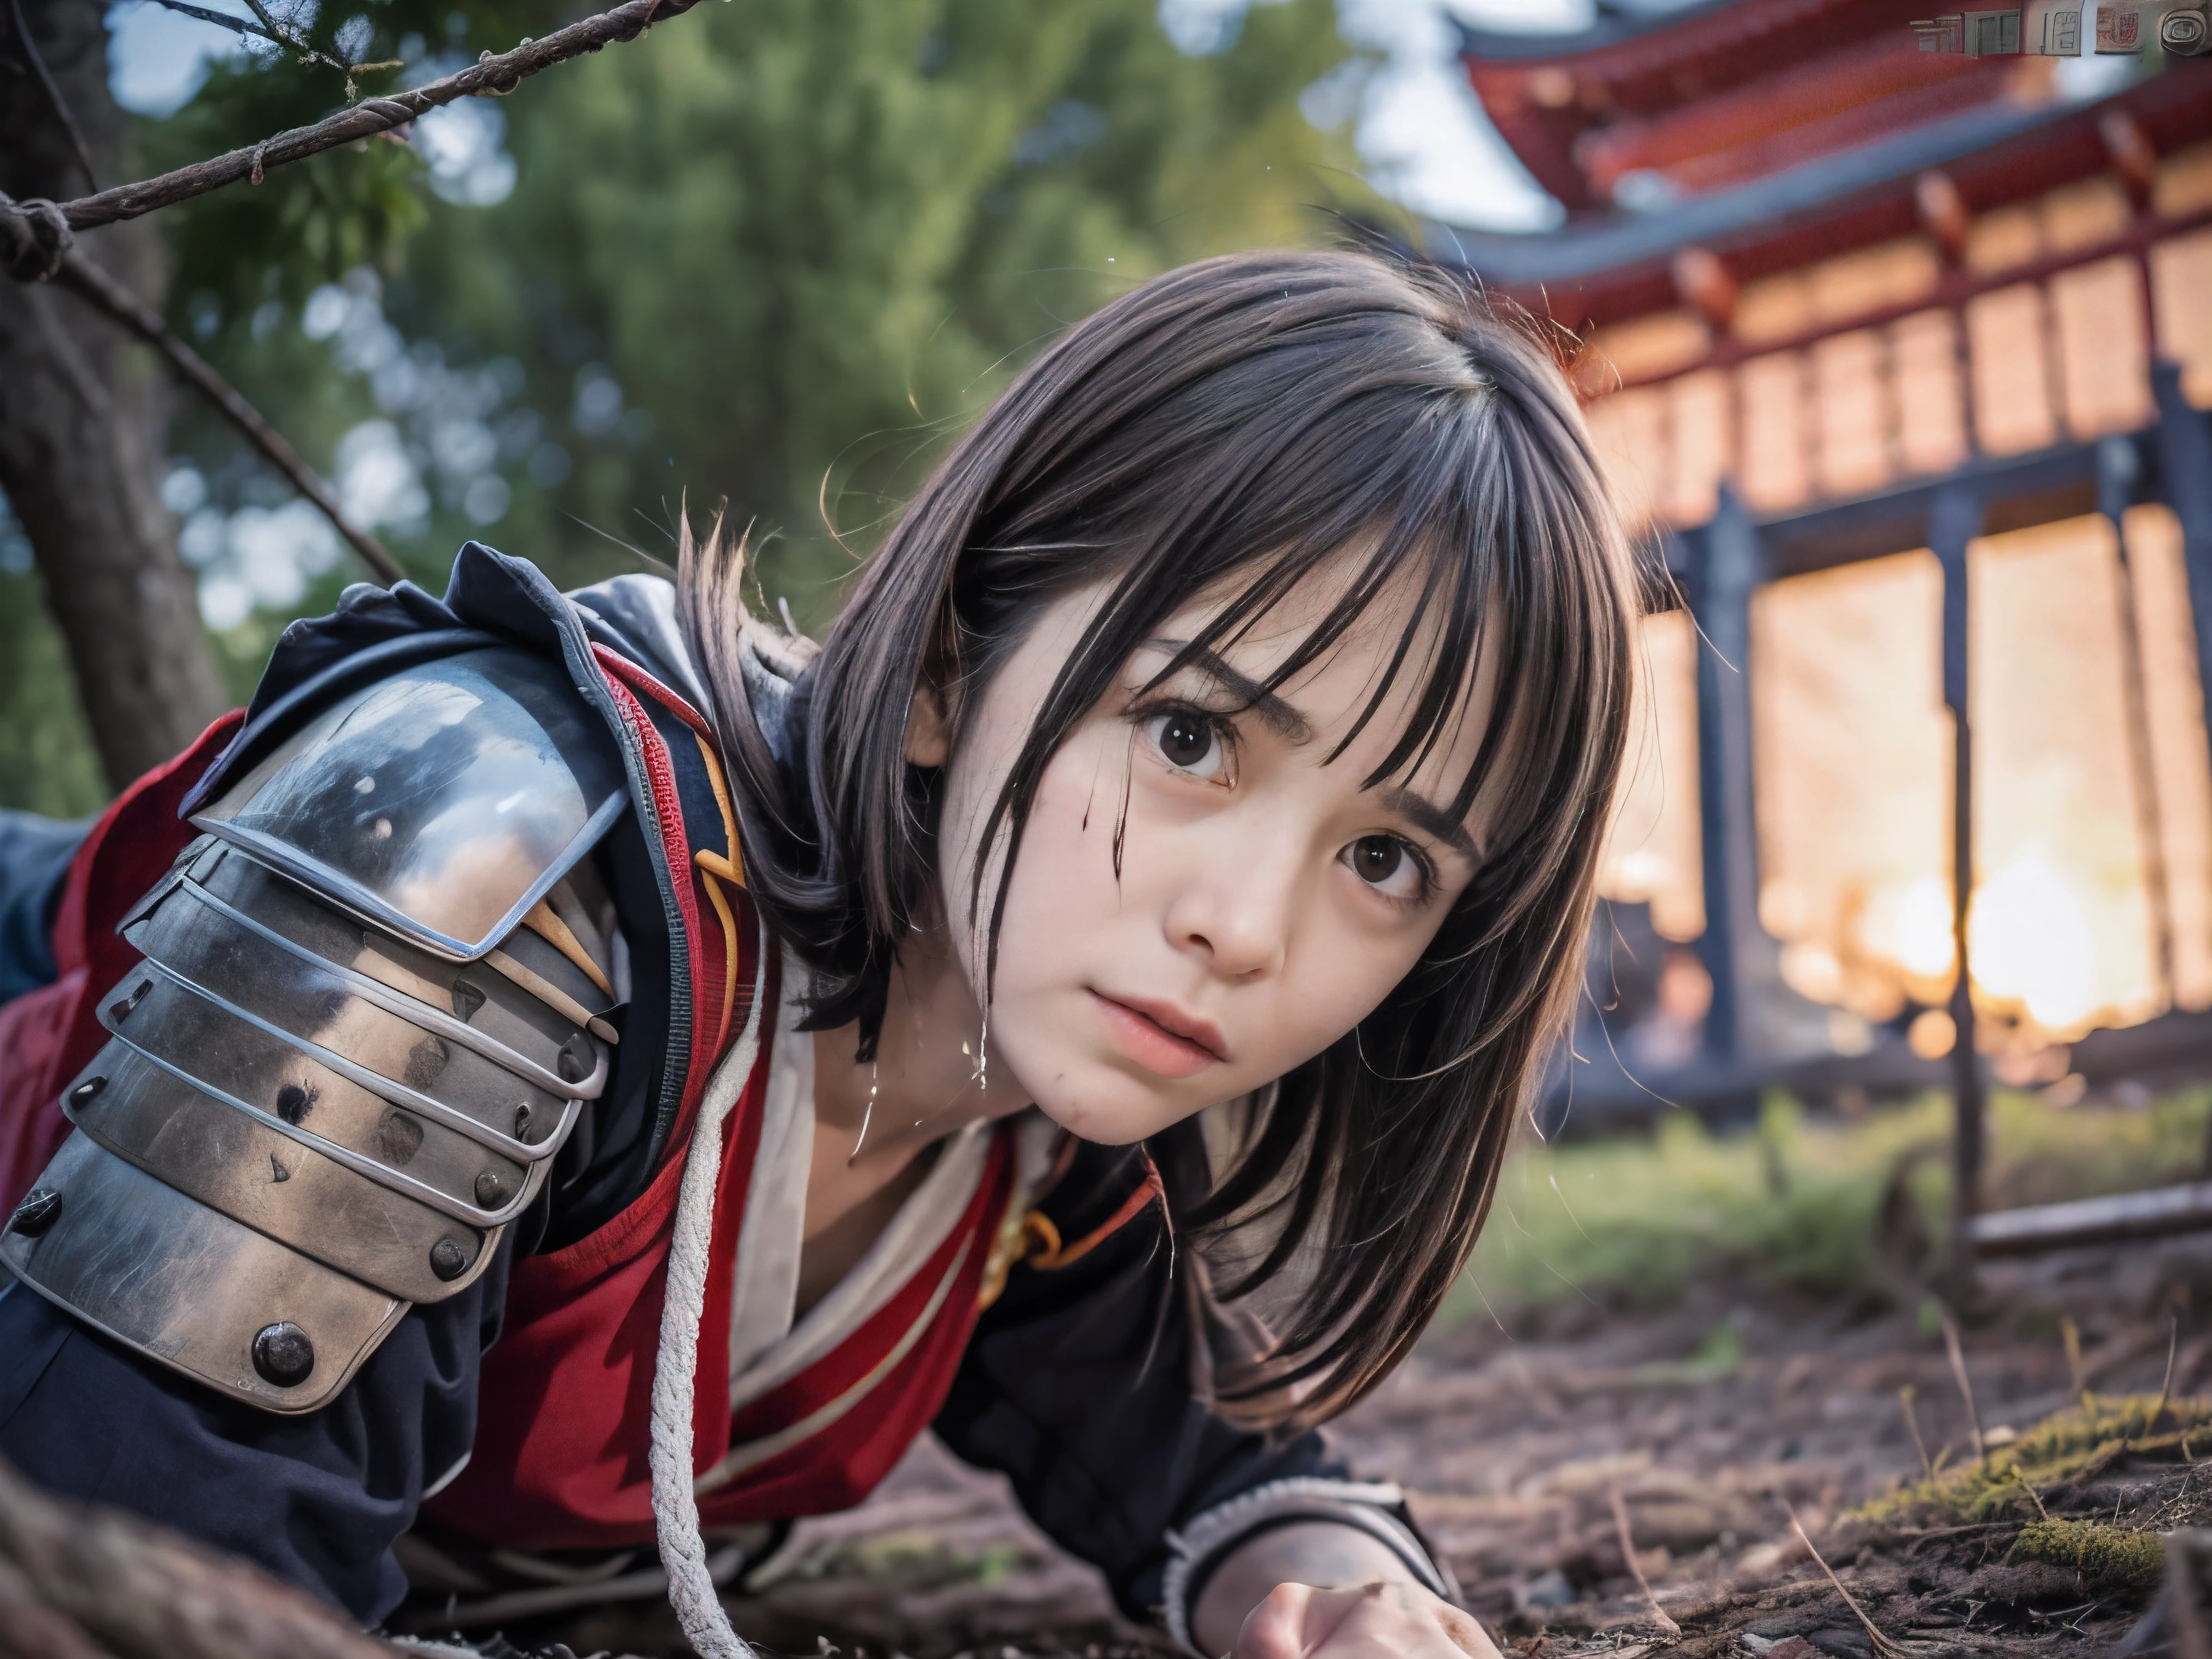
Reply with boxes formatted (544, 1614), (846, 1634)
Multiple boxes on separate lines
(0, 647), (630, 1412)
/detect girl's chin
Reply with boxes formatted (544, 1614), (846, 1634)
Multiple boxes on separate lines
(1028, 1078), (1187, 1147)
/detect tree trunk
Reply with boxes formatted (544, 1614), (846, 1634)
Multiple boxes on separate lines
(0, 0), (227, 794)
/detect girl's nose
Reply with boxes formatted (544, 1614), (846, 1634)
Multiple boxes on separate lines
(1163, 833), (1300, 980)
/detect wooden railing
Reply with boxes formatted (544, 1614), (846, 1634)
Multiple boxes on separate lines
(1581, 198), (2212, 530)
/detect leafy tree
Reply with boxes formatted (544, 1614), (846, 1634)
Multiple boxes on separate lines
(2, 0), (1372, 808)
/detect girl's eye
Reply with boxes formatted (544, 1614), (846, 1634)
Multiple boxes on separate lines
(1146, 709), (1229, 782)
(1344, 834), (1425, 899)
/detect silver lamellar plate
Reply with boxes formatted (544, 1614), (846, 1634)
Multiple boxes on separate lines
(1, 1135), (409, 1414)
(92, 971), (539, 1221)
(125, 874), (606, 1104)
(61, 1044), (490, 1301)
(0, 650), (628, 1410)
(191, 646), (627, 961)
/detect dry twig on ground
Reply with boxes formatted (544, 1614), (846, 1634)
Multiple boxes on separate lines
(1939, 1307), (1986, 1464)
(1785, 1506), (1908, 1659)
(1606, 1484), (1682, 1638)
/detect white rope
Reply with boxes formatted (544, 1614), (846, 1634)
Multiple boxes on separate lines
(648, 912), (769, 1659)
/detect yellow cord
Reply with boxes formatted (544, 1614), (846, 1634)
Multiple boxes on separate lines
(690, 731), (745, 1044)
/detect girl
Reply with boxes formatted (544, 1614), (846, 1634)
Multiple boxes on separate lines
(0, 248), (1635, 1659)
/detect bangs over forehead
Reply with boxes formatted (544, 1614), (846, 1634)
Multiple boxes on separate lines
(953, 253), (1622, 954)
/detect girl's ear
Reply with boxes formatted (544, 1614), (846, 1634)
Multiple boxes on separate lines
(903, 681), (950, 768)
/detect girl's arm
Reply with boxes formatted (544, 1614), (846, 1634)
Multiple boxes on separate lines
(935, 1135), (1469, 1656)
(1191, 1522), (1497, 1658)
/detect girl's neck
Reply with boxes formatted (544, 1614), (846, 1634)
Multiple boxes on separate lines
(791, 925), (1027, 1313)
(807, 925), (1025, 1178)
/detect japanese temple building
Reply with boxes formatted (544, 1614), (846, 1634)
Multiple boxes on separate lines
(1440, 0), (2212, 1140)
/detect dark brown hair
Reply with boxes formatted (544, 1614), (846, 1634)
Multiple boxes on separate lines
(681, 246), (1638, 1426)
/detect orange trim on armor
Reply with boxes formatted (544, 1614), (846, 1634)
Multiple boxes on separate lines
(522, 897), (615, 998)
(689, 732), (744, 889)
(686, 730), (745, 1047)
(1023, 1155), (1166, 1273)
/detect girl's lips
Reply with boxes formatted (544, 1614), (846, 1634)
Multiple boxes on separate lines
(1087, 990), (1225, 1079)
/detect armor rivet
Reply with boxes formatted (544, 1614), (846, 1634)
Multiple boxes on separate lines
(67, 1076), (106, 1109)
(429, 1238), (471, 1281)
(474, 1169), (511, 1209)
(108, 980), (150, 1023)
(251, 1322), (315, 1387)
(513, 1104), (533, 1139)
(557, 1036), (593, 1084)
(8, 1188), (62, 1238)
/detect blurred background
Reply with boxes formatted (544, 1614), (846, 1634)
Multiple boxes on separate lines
(6, 3), (2212, 1649)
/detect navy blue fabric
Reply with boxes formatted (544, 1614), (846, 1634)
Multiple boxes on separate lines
(0, 1244), (507, 1623)
(0, 809), (88, 1003)
(936, 1134), (1346, 1623)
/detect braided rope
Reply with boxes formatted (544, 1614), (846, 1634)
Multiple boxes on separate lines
(648, 912), (769, 1659)
(0, 194), (72, 282)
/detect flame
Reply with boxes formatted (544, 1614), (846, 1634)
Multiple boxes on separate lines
(1596, 508), (2212, 1056)
(1968, 847), (2098, 1031)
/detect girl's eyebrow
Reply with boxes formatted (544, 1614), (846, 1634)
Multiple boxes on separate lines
(1378, 783), (1480, 862)
(1144, 638), (1313, 744)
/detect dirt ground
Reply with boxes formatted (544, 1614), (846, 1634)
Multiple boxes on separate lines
(515, 1234), (2212, 1659)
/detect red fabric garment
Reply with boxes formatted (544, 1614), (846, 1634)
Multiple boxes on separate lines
(430, 660), (1018, 1550)
(699, 1135), (1012, 1521)
(0, 712), (244, 1214)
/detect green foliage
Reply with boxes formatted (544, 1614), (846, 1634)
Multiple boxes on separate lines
(0, 567), (107, 816)
(380, 0), (1372, 612)
(1447, 1088), (2212, 1326)
(147, 0), (538, 322)
(149, 0), (1373, 616)
(3, 0), (1372, 814)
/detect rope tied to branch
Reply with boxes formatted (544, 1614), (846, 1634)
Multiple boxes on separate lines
(0, 195), (73, 282)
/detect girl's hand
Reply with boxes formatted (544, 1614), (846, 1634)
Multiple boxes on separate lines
(1233, 1581), (1500, 1659)
(1192, 1521), (1498, 1659)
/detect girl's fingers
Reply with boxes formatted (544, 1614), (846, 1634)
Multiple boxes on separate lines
(1232, 1582), (1502, 1659)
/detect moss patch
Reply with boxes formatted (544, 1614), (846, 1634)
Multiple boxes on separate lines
(2016, 1518), (2165, 1594)
(1856, 1393), (2212, 1528)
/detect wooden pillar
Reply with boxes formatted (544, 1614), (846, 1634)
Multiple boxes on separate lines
(2153, 362), (2212, 776)
(1931, 483), (1986, 1288)
(2100, 434), (2176, 1007)
(1693, 487), (1763, 1060)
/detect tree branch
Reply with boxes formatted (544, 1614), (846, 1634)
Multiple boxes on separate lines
(151, 0), (402, 90)
(51, 244), (407, 585)
(2, 0), (700, 265)
(122, 0), (282, 47)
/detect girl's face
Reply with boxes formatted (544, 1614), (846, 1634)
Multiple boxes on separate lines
(928, 558), (1503, 1145)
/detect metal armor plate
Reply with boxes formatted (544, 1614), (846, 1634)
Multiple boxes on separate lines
(1, 648), (629, 1412)
(191, 646), (628, 961)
